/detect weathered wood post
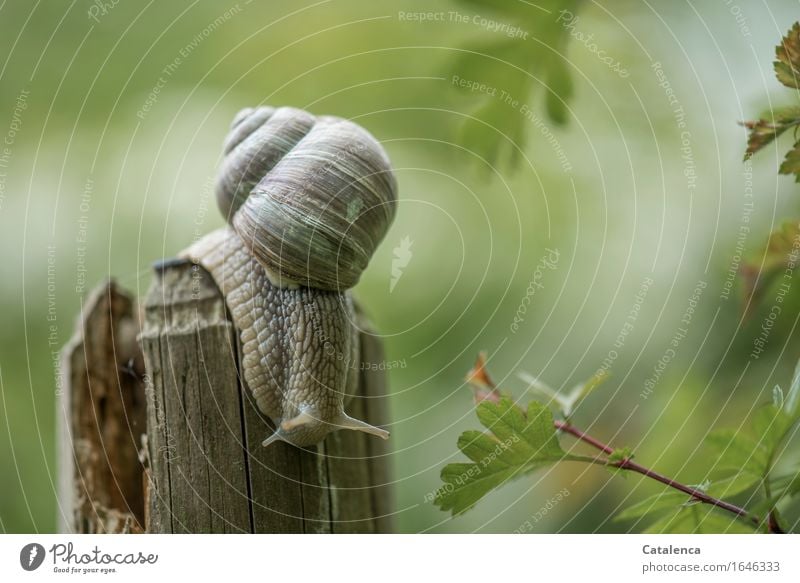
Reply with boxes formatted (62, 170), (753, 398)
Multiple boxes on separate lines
(57, 282), (147, 533)
(59, 268), (393, 533)
(60, 105), (397, 534)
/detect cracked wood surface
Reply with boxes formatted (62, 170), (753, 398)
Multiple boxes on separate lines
(58, 281), (147, 533)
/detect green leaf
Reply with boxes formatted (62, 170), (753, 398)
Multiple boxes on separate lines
(752, 404), (794, 454)
(457, 87), (529, 167)
(704, 429), (769, 475)
(702, 401), (799, 526)
(749, 495), (783, 517)
(518, 369), (608, 418)
(615, 490), (691, 522)
(544, 51), (573, 125)
(644, 505), (757, 534)
(742, 24), (800, 182)
(705, 472), (761, 498)
(449, 0), (582, 169)
(615, 473), (759, 525)
(561, 370), (609, 418)
(608, 446), (633, 464)
(568, 370), (608, 408)
(773, 385), (785, 409)
(786, 356), (800, 417)
(518, 372), (564, 410)
(437, 463), (521, 516)
(434, 397), (576, 515)
(739, 220), (800, 315)
(775, 22), (800, 89)
(607, 446), (634, 477)
(772, 470), (800, 498)
(790, 477), (800, 497)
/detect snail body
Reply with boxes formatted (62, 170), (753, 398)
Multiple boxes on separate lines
(183, 106), (396, 447)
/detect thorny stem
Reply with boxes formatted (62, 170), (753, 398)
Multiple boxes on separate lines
(553, 420), (768, 530)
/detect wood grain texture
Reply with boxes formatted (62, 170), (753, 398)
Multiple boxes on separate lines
(58, 281), (147, 533)
(140, 260), (393, 533)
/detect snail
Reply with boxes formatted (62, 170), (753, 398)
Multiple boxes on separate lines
(182, 106), (397, 448)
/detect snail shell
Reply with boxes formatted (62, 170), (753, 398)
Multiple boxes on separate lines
(217, 106), (397, 292)
(182, 106), (396, 447)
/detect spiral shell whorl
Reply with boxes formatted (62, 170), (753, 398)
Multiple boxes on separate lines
(215, 106), (397, 291)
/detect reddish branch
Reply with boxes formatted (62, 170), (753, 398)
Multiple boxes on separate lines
(466, 354), (769, 531)
(554, 420), (762, 527)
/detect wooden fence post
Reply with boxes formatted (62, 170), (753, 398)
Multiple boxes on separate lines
(57, 281), (147, 533)
(59, 260), (393, 533)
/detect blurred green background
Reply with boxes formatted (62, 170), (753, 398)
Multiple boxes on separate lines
(1, 0), (799, 533)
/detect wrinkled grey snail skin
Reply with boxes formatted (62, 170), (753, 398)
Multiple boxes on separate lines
(182, 106), (397, 448)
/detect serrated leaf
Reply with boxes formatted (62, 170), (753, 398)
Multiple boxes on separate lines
(775, 22), (800, 89)
(741, 107), (800, 159)
(780, 140), (800, 181)
(473, 398), (566, 460)
(457, 430), (508, 463)
(434, 397), (574, 515)
(740, 220), (800, 315)
(458, 91), (528, 167)
(477, 400), (528, 447)
(450, 38), (527, 97)
(744, 23), (800, 183)
(436, 463), (520, 516)
(449, 0), (581, 169)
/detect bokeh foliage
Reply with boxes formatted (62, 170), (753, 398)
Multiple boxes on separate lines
(1, 0), (800, 533)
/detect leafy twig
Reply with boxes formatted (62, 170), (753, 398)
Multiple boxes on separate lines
(553, 419), (761, 527)
(448, 0), (581, 167)
(445, 354), (793, 532)
(479, 356), (761, 525)
(742, 23), (800, 182)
